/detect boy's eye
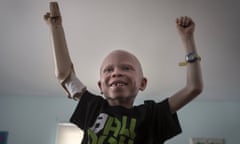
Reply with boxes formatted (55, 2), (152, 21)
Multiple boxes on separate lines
(103, 67), (113, 73)
(123, 67), (130, 70)
(122, 65), (132, 71)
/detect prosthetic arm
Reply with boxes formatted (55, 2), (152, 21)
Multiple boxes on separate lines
(44, 2), (85, 99)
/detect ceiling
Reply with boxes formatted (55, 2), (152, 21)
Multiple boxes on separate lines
(1, 0), (240, 102)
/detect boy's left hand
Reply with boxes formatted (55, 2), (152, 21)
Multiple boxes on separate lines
(176, 16), (195, 38)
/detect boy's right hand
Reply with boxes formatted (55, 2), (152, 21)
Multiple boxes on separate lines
(44, 2), (62, 26)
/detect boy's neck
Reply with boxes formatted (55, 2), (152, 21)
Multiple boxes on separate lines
(106, 98), (134, 109)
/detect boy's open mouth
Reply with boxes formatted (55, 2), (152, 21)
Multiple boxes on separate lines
(110, 81), (128, 88)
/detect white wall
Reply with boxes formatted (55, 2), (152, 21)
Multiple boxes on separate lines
(0, 96), (240, 144)
(167, 101), (240, 144)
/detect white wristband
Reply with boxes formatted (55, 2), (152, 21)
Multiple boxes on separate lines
(64, 72), (86, 98)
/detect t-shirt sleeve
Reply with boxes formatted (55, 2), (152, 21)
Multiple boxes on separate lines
(69, 91), (105, 130)
(145, 98), (182, 142)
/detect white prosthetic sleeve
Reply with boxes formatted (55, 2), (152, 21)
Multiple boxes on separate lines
(63, 72), (86, 100)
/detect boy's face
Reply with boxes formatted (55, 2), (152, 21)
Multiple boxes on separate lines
(98, 50), (147, 104)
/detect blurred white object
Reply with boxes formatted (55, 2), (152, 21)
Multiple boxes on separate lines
(55, 123), (83, 144)
(190, 137), (224, 144)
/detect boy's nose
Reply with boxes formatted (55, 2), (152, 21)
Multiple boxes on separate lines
(112, 68), (123, 77)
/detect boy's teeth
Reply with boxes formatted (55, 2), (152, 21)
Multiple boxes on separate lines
(117, 83), (124, 86)
(112, 83), (125, 87)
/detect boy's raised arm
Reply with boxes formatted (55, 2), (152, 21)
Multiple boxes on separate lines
(44, 2), (85, 99)
(169, 16), (203, 113)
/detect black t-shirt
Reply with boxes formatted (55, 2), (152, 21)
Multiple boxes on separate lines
(70, 91), (182, 144)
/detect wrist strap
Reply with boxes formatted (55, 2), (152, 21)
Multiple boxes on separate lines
(179, 54), (201, 66)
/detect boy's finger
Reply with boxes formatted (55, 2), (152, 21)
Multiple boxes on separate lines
(44, 12), (50, 20)
(50, 2), (61, 17)
(183, 16), (187, 26)
(176, 16), (192, 27)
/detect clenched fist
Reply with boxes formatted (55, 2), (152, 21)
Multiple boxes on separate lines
(176, 16), (195, 38)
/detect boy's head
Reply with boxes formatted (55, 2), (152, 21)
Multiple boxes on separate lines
(98, 50), (147, 106)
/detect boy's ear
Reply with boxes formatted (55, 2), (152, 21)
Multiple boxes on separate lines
(139, 77), (147, 91)
(98, 81), (102, 92)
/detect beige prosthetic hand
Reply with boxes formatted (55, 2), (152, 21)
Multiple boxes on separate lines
(44, 2), (85, 100)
